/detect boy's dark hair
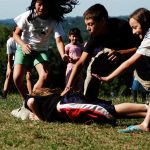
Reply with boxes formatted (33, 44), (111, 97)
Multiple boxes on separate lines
(27, 0), (78, 22)
(129, 8), (150, 35)
(83, 3), (108, 22)
(68, 27), (83, 44)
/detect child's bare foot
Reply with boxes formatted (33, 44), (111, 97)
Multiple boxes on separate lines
(29, 112), (40, 121)
(138, 124), (150, 132)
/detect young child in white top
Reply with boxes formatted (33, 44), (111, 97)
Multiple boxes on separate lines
(13, 0), (78, 101)
(0, 31), (16, 98)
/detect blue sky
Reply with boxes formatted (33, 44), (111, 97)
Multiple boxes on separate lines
(0, 0), (150, 19)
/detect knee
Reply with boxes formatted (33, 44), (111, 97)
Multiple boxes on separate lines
(27, 98), (35, 109)
(39, 72), (48, 81)
(13, 73), (23, 84)
(6, 73), (12, 80)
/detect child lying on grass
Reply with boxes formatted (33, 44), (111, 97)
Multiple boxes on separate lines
(24, 88), (148, 126)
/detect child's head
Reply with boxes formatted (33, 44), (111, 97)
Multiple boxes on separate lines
(34, 0), (49, 18)
(83, 4), (108, 23)
(129, 8), (150, 39)
(68, 28), (83, 44)
(83, 4), (108, 36)
(27, 0), (78, 22)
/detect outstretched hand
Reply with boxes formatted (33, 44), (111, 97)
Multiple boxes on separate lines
(92, 73), (109, 82)
(107, 50), (120, 63)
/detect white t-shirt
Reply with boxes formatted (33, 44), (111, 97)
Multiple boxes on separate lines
(14, 11), (65, 51)
(136, 28), (150, 57)
(6, 37), (17, 54)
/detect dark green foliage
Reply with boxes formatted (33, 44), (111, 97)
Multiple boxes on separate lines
(0, 25), (12, 90)
(0, 19), (15, 26)
(0, 17), (134, 96)
(62, 16), (88, 43)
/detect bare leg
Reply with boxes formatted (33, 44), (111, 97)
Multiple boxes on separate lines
(137, 103), (150, 131)
(123, 112), (146, 118)
(119, 103), (150, 133)
(115, 103), (147, 117)
(13, 64), (27, 100)
(2, 68), (13, 97)
(33, 63), (49, 91)
(3, 74), (11, 94)
(26, 71), (32, 95)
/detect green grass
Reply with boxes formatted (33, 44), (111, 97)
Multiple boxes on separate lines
(0, 94), (150, 150)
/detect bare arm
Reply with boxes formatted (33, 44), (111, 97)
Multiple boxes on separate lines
(93, 52), (142, 82)
(7, 54), (14, 69)
(117, 47), (137, 55)
(13, 27), (31, 54)
(55, 36), (69, 61)
(5, 54), (14, 77)
(61, 52), (88, 96)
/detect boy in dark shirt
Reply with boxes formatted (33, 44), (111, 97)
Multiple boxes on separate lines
(61, 4), (140, 99)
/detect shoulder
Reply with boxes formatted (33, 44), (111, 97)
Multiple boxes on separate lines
(65, 43), (73, 49)
(14, 11), (30, 22)
(7, 38), (12, 43)
(65, 43), (70, 47)
(7, 37), (14, 44)
(144, 28), (150, 38)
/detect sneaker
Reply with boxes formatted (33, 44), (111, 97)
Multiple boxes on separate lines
(11, 107), (31, 120)
(11, 108), (21, 118)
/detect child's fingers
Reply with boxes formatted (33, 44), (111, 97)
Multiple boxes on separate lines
(92, 73), (101, 80)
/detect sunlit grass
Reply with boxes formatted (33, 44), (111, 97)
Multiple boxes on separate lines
(0, 94), (149, 150)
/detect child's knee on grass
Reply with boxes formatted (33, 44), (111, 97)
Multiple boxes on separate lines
(27, 98), (35, 110)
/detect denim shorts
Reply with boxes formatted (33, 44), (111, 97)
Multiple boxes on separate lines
(131, 78), (146, 92)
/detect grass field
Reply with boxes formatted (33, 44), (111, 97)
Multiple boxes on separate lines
(0, 94), (150, 150)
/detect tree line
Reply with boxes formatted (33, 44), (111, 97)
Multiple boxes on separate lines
(0, 16), (133, 97)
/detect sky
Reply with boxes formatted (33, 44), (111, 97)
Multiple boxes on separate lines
(0, 0), (150, 19)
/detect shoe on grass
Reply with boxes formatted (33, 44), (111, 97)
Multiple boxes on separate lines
(118, 125), (143, 133)
(11, 107), (31, 120)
